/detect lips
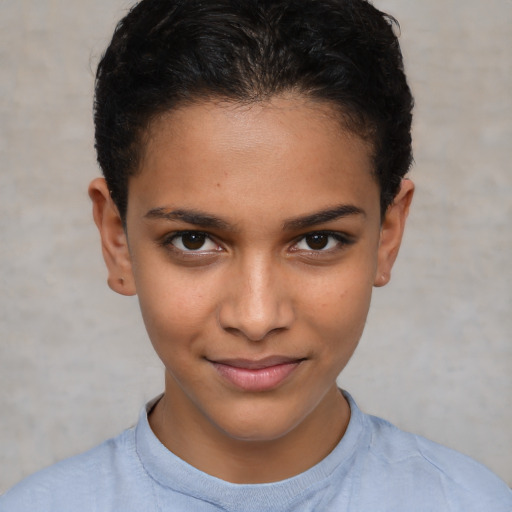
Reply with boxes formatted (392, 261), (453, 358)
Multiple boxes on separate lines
(209, 356), (304, 392)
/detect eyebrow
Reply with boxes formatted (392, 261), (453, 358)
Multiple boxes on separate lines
(144, 207), (231, 230)
(283, 204), (365, 230)
(145, 203), (365, 232)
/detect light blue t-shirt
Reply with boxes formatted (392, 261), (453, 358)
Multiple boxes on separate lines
(1, 391), (511, 511)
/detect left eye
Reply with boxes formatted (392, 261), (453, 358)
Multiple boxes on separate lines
(170, 232), (219, 252)
(294, 233), (341, 251)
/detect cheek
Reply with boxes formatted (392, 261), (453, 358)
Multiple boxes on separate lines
(134, 265), (220, 351)
(299, 263), (375, 344)
(303, 257), (374, 305)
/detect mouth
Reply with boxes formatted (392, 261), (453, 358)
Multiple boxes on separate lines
(208, 356), (305, 392)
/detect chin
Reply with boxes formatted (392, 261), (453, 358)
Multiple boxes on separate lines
(220, 421), (294, 443)
(211, 402), (304, 443)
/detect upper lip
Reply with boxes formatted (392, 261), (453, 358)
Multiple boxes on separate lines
(208, 356), (304, 370)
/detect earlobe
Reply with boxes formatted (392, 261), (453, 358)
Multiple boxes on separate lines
(88, 178), (136, 296)
(374, 179), (414, 287)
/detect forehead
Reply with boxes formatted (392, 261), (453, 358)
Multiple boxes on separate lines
(128, 96), (380, 226)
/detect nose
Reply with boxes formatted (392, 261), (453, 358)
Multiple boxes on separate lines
(218, 254), (295, 342)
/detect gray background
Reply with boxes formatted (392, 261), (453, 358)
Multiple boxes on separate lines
(0, 0), (511, 491)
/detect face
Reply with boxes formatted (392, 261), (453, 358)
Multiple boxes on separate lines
(90, 96), (412, 448)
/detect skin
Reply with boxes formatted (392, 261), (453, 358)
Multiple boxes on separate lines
(89, 95), (414, 484)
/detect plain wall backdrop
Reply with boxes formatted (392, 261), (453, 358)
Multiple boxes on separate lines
(0, 0), (511, 491)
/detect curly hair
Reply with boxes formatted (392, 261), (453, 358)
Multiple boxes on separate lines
(94, 0), (413, 220)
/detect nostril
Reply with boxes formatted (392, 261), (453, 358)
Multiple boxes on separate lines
(222, 325), (287, 342)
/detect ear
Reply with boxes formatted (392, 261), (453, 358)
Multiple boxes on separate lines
(374, 179), (414, 287)
(88, 178), (136, 296)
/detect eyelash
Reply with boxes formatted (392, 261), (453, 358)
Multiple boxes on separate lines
(161, 231), (221, 254)
(160, 230), (354, 255)
(291, 231), (354, 253)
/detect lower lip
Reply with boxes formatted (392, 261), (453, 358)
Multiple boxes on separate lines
(211, 361), (302, 392)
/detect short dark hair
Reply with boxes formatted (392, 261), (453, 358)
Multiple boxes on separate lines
(94, 0), (413, 221)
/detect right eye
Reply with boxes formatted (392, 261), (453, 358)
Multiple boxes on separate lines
(168, 231), (220, 252)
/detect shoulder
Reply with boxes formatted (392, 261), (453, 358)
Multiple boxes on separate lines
(0, 427), (144, 512)
(359, 412), (512, 510)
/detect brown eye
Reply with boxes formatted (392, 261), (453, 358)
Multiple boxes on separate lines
(181, 232), (207, 250)
(293, 232), (350, 252)
(305, 233), (329, 250)
(169, 232), (219, 252)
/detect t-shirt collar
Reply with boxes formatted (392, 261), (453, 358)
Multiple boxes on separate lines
(135, 390), (367, 512)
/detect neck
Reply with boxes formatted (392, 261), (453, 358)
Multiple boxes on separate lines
(149, 375), (350, 484)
